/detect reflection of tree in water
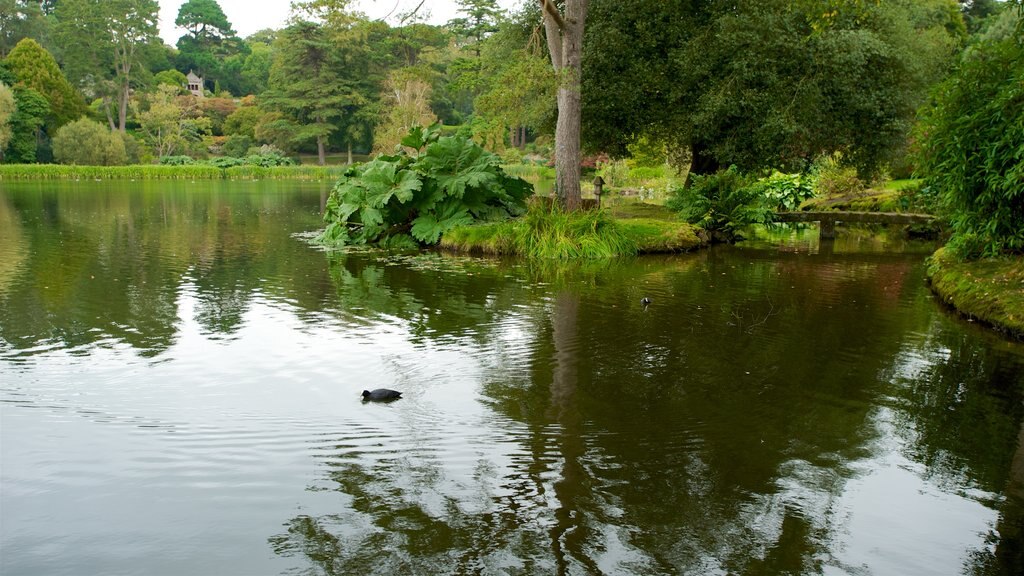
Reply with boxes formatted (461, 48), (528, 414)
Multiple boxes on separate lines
(0, 181), (330, 356)
(273, 245), (1024, 574)
(887, 327), (1024, 576)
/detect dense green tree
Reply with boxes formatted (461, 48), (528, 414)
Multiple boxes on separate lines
(55, 0), (160, 132)
(175, 0), (244, 90)
(154, 69), (188, 92)
(4, 85), (48, 162)
(0, 82), (14, 154)
(583, 0), (963, 177)
(917, 7), (1024, 257)
(0, 0), (49, 57)
(52, 118), (127, 165)
(175, 0), (236, 43)
(448, 0), (503, 57)
(264, 19), (373, 164)
(4, 38), (85, 131)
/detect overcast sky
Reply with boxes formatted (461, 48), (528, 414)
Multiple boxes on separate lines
(157, 0), (525, 45)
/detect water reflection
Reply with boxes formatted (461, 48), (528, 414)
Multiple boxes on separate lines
(2, 182), (1024, 575)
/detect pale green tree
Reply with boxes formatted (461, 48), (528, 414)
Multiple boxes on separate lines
(52, 118), (128, 165)
(136, 85), (211, 159)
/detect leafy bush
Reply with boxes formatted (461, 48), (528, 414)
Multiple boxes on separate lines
(759, 171), (815, 211)
(243, 151), (294, 167)
(917, 30), (1024, 258)
(51, 118), (127, 166)
(318, 125), (533, 248)
(160, 155), (196, 165)
(222, 134), (253, 158)
(597, 158), (629, 188)
(667, 166), (774, 242)
(207, 156), (246, 168)
(811, 153), (865, 198)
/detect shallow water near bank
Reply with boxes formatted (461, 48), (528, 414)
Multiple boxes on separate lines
(2, 180), (1024, 575)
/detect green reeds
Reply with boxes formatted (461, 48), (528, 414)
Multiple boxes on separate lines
(442, 203), (639, 259)
(0, 164), (343, 181)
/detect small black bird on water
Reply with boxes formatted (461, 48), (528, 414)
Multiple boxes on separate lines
(641, 297), (652, 307)
(362, 388), (403, 402)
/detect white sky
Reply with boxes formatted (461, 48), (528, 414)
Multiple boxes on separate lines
(157, 0), (525, 45)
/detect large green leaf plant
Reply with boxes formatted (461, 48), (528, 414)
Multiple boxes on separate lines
(319, 125), (533, 248)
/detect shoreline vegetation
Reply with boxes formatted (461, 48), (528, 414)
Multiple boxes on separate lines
(926, 247), (1024, 340)
(0, 164), (345, 181)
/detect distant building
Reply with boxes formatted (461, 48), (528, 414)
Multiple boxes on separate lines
(186, 71), (204, 98)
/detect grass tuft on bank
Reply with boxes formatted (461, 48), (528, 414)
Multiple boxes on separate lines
(440, 202), (703, 258)
(926, 247), (1024, 339)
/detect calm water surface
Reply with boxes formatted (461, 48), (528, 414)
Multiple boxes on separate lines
(2, 180), (1024, 576)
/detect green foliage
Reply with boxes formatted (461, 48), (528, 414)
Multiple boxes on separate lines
(55, 0), (160, 131)
(441, 203), (640, 258)
(4, 38), (86, 130)
(583, 0), (964, 177)
(52, 118), (127, 165)
(160, 155), (197, 165)
(154, 69), (189, 91)
(667, 166), (774, 243)
(626, 135), (666, 168)
(4, 85), (47, 163)
(319, 125), (532, 248)
(0, 82), (13, 152)
(811, 153), (866, 198)
(917, 27), (1024, 258)
(222, 134), (252, 157)
(758, 171), (816, 211)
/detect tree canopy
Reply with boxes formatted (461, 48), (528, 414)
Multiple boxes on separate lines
(4, 38), (85, 131)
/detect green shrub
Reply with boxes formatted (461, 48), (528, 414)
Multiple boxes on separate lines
(51, 118), (127, 166)
(917, 30), (1024, 258)
(597, 158), (629, 188)
(222, 134), (253, 158)
(667, 166), (773, 242)
(160, 155), (196, 165)
(759, 171), (815, 211)
(319, 125), (533, 248)
(811, 153), (865, 198)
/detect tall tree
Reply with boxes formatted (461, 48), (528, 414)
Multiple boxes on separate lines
(448, 0), (503, 57)
(55, 0), (159, 132)
(4, 38), (85, 131)
(175, 0), (243, 89)
(539, 0), (589, 210)
(0, 0), (49, 57)
(583, 0), (963, 177)
(265, 20), (368, 164)
(4, 85), (48, 162)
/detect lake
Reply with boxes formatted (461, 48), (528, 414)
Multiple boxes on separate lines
(2, 180), (1023, 575)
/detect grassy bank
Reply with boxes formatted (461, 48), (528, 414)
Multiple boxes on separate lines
(0, 164), (345, 181)
(926, 247), (1024, 339)
(440, 202), (704, 258)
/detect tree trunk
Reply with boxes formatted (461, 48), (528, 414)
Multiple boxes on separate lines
(519, 126), (527, 150)
(347, 141), (353, 166)
(685, 139), (720, 187)
(118, 81), (129, 133)
(317, 135), (327, 166)
(540, 0), (589, 211)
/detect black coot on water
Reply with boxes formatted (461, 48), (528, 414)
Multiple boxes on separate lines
(362, 389), (402, 402)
